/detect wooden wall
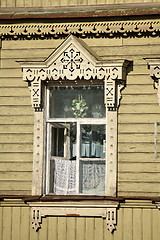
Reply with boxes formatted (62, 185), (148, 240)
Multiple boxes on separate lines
(0, 0), (159, 8)
(0, 27), (160, 196)
(0, 204), (160, 240)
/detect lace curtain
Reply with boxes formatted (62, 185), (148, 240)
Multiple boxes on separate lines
(54, 159), (76, 195)
(53, 159), (105, 195)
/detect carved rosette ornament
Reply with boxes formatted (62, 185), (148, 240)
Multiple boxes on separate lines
(145, 59), (160, 105)
(19, 35), (129, 111)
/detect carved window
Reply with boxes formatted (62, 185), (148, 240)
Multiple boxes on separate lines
(46, 84), (106, 195)
(19, 35), (129, 197)
(18, 35), (129, 232)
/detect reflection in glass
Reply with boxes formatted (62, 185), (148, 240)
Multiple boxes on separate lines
(51, 122), (77, 159)
(80, 125), (105, 158)
(49, 86), (105, 118)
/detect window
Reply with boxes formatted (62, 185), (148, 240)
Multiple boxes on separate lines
(46, 84), (107, 195)
(19, 35), (128, 197)
(19, 34), (129, 232)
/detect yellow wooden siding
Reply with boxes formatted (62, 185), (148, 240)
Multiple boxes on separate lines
(0, 205), (160, 240)
(0, 31), (160, 195)
(0, 40), (34, 195)
(0, 0), (160, 7)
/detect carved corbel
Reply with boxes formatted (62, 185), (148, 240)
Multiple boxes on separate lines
(106, 207), (117, 233)
(104, 61), (129, 111)
(145, 59), (160, 105)
(32, 208), (43, 231)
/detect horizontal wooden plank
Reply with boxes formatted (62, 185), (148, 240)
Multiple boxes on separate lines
(0, 87), (30, 97)
(118, 172), (160, 182)
(122, 84), (155, 94)
(0, 180), (32, 191)
(121, 94), (157, 104)
(93, 45), (160, 57)
(0, 106), (33, 115)
(125, 74), (152, 85)
(0, 143), (33, 152)
(118, 162), (160, 172)
(0, 78), (27, 87)
(118, 133), (154, 143)
(118, 182), (160, 193)
(118, 152), (156, 162)
(0, 116), (34, 124)
(0, 125), (33, 133)
(0, 171), (32, 181)
(122, 36), (160, 46)
(0, 162), (32, 171)
(0, 134), (33, 143)
(1, 48), (53, 59)
(118, 191), (160, 196)
(118, 123), (154, 133)
(119, 104), (160, 114)
(0, 69), (22, 78)
(0, 153), (32, 162)
(119, 114), (160, 124)
(0, 190), (31, 195)
(0, 97), (31, 105)
(119, 142), (154, 153)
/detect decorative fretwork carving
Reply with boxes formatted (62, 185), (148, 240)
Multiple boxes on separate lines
(106, 208), (117, 233)
(145, 59), (160, 105)
(1, 20), (160, 40)
(29, 202), (119, 232)
(32, 208), (42, 231)
(19, 35), (129, 111)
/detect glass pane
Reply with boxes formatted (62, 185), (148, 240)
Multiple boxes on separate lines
(49, 86), (105, 118)
(51, 127), (64, 157)
(80, 160), (105, 195)
(80, 125), (105, 158)
(51, 122), (77, 159)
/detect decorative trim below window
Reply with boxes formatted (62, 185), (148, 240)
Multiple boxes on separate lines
(145, 58), (160, 105)
(28, 201), (119, 233)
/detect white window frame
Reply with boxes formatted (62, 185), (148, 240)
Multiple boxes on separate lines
(46, 103), (107, 195)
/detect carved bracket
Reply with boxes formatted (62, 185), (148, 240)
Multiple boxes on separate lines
(29, 201), (119, 233)
(106, 208), (117, 233)
(145, 58), (160, 105)
(18, 35), (129, 111)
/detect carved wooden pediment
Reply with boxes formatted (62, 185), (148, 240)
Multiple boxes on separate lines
(18, 35), (129, 110)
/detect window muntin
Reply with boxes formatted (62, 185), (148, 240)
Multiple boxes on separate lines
(46, 85), (106, 195)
